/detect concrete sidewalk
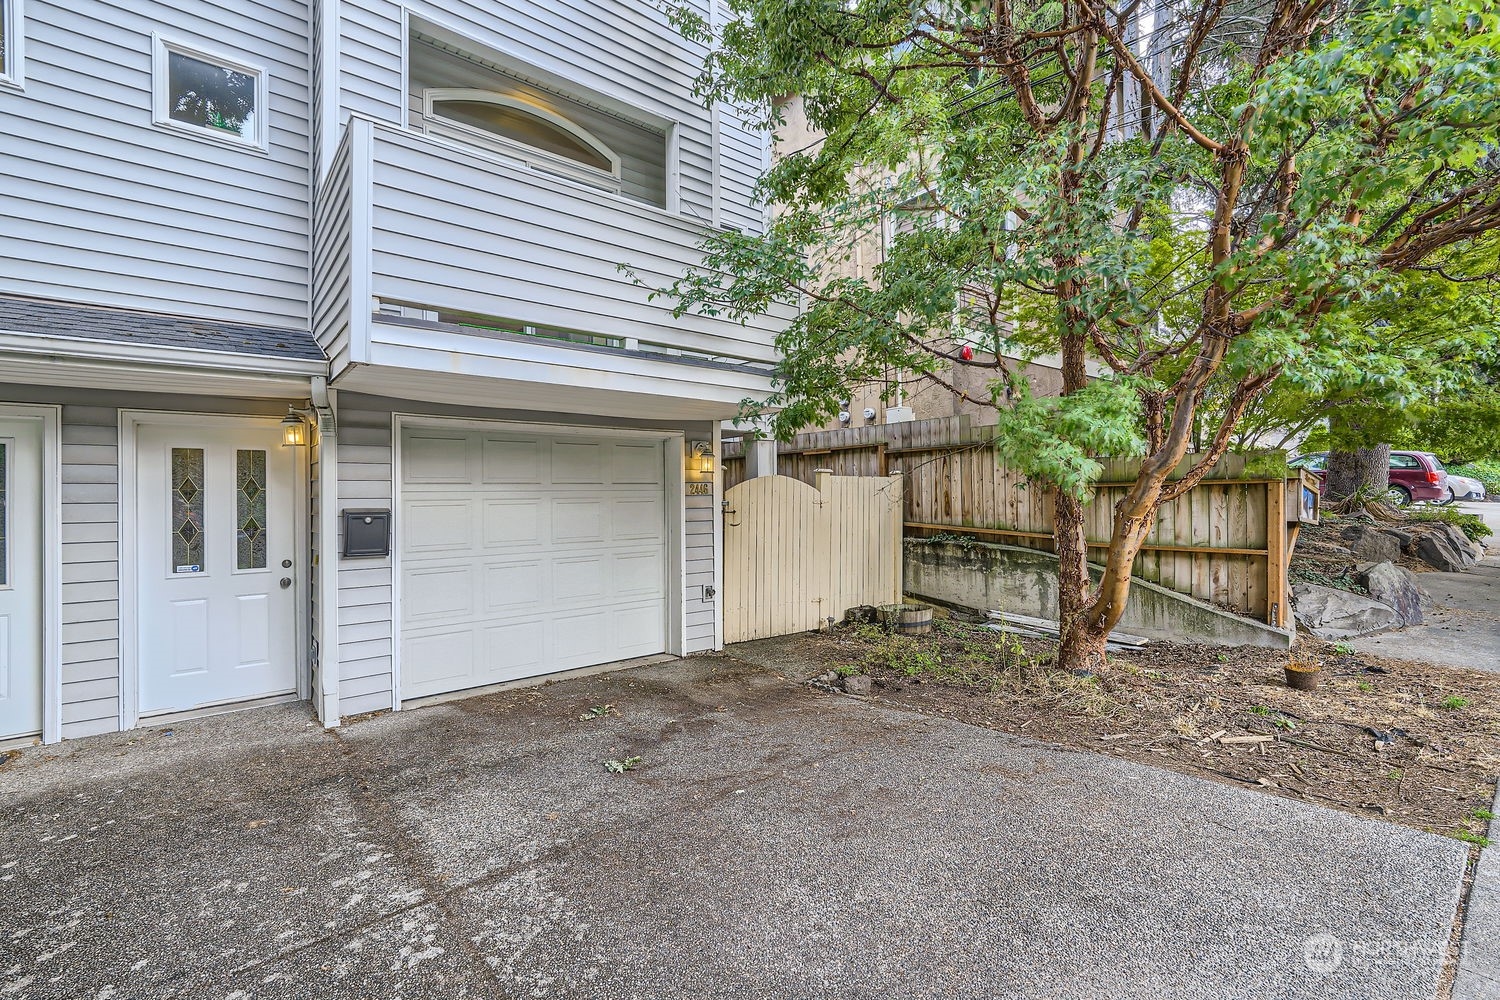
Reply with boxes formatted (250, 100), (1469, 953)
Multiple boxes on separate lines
(1454, 783), (1500, 1000)
(1351, 555), (1500, 673)
(0, 656), (1470, 999)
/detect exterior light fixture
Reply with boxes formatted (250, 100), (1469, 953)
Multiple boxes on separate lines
(280, 407), (309, 447)
(690, 441), (714, 474)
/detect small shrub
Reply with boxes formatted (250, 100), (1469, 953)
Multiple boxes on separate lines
(1439, 695), (1470, 711)
(1406, 508), (1493, 542)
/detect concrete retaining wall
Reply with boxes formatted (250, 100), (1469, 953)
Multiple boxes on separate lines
(904, 538), (1293, 649)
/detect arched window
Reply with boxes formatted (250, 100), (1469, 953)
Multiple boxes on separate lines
(422, 88), (622, 191)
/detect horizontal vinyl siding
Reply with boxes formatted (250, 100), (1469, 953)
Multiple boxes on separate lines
(339, 0), (405, 124)
(0, 0), (312, 327)
(366, 124), (783, 362)
(59, 407), (122, 739)
(683, 436), (717, 652)
(717, 99), (767, 235)
(336, 404), (396, 717)
(343, 0), (717, 219)
(312, 136), (355, 374)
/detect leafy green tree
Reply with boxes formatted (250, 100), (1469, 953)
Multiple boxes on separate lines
(1226, 262), (1500, 489)
(657, 0), (1500, 669)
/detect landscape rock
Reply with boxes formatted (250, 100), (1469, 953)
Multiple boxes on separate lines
(1342, 524), (1403, 563)
(1414, 525), (1480, 572)
(1354, 561), (1425, 627)
(841, 674), (873, 696)
(1292, 583), (1401, 639)
(1380, 527), (1414, 552)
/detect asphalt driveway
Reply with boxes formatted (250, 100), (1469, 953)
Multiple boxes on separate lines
(0, 655), (1469, 999)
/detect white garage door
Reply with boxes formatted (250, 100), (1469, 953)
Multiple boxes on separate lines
(399, 426), (669, 701)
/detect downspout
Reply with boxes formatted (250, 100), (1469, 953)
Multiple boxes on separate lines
(311, 375), (341, 728)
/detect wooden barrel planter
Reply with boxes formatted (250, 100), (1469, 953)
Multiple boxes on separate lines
(880, 603), (933, 636)
(1284, 660), (1321, 691)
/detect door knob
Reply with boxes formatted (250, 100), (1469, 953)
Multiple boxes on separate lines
(279, 577), (292, 589)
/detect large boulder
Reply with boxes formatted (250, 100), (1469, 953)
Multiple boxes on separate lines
(1354, 561), (1425, 626)
(1413, 524), (1480, 572)
(1342, 524), (1403, 564)
(1292, 583), (1401, 639)
(1380, 527), (1414, 552)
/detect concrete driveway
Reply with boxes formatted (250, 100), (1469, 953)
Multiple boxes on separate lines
(0, 656), (1469, 1000)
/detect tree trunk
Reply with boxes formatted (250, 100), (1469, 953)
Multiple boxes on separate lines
(1054, 488), (1109, 672)
(1324, 444), (1391, 501)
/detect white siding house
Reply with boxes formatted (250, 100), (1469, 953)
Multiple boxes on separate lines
(0, 0), (783, 746)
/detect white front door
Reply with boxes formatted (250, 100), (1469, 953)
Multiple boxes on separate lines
(0, 417), (44, 741)
(136, 421), (299, 716)
(399, 426), (669, 701)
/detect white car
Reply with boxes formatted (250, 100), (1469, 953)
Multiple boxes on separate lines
(1444, 474), (1488, 503)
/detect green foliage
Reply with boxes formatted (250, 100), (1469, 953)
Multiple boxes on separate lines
(1439, 695), (1471, 711)
(1451, 459), (1500, 492)
(653, 0), (1500, 506)
(1405, 508), (1494, 541)
(603, 756), (643, 774)
(989, 379), (1146, 496)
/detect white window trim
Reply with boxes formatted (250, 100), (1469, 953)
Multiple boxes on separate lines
(151, 33), (270, 152)
(420, 87), (622, 194)
(0, 0), (24, 90)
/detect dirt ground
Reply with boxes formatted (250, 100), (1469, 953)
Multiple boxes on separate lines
(785, 614), (1500, 845)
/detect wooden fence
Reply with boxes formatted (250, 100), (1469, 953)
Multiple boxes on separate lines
(723, 472), (904, 643)
(724, 417), (1303, 629)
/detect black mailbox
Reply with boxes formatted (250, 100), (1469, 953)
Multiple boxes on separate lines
(342, 509), (391, 558)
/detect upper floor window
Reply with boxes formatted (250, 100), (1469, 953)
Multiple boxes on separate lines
(422, 88), (622, 194)
(0, 0), (23, 89)
(407, 24), (671, 208)
(151, 35), (268, 151)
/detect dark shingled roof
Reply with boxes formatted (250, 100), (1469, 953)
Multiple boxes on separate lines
(0, 295), (327, 362)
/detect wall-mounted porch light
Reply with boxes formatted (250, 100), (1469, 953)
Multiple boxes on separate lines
(280, 406), (309, 447)
(690, 440), (715, 474)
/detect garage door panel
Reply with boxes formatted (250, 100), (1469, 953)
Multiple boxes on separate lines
(481, 438), (543, 483)
(553, 555), (607, 604)
(479, 620), (548, 677)
(403, 499), (474, 554)
(552, 610), (609, 662)
(614, 605), (666, 655)
(552, 441), (606, 484)
(552, 498), (607, 543)
(612, 443), (663, 485)
(402, 426), (669, 702)
(483, 559), (546, 614)
(613, 495), (665, 540)
(483, 498), (545, 548)
(403, 628), (475, 696)
(404, 433), (472, 483)
(613, 550), (665, 598)
(405, 564), (476, 623)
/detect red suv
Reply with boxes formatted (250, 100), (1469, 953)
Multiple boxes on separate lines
(1289, 451), (1449, 505)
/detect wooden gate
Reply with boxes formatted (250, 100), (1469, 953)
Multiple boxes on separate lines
(723, 472), (904, 643)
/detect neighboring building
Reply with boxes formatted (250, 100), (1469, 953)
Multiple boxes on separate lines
(0, 0), (785, 744)
(769, 96), (1086, 434)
